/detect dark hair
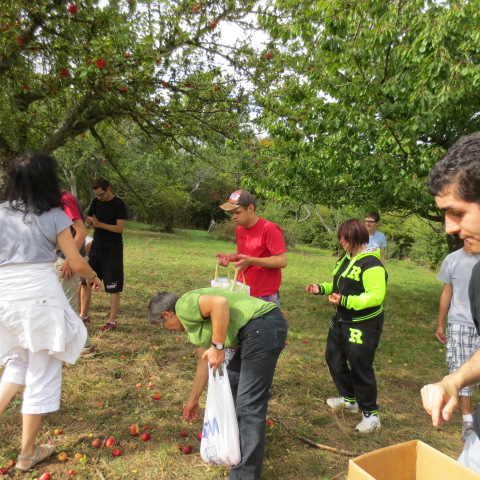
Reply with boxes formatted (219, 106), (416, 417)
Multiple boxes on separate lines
(337, 219), (369, 251)
(427, 131), (480, 203)
(365, 211), (380, 222)
(92, 176), (111, 191)
(148, 292), (180, 324)
(7, 152), (62, 214)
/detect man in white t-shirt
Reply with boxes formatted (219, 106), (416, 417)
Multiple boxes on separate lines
(436, 241), (480, 443)
(365, 211), (387, 265)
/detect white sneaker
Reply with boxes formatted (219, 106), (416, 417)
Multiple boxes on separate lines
(326, 397), (359, 413)
(355, 414), (381, 433)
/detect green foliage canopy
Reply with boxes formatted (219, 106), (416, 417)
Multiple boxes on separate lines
(248, 0), (480, 220)
(0, 0), (256, 183)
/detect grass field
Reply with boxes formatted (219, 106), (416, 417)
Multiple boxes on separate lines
(0, 222), (472, 480)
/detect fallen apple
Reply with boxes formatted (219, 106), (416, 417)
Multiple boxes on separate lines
(53, 428), (63, 435)
(112, 448), (122, 457)
(105, 437), (115, 447)
(39, 473), (52, 480)
(141, 432), (151, 441)
(0, 467), (8, 474)
(153, 394), (161, 400)
(67, 470), (75, 476)
(130, 424), (140, 436)
(197, 432), (202, 441)
(57, 451), (68, 462)
(73, 453), (84, 461)
(181, 445), (193, 454)
(91, 438), (102, 448)
(180, 430), (188, 437)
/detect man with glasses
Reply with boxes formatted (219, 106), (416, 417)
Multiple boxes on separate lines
(85, 177), (128, 331)
(216, 190), (287, 306)
(365, 211), (387, 265)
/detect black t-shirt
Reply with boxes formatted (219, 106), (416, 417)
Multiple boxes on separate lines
(87, 196), (128, 247)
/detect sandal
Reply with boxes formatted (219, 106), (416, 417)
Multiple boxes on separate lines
(15, 443), (56, 472)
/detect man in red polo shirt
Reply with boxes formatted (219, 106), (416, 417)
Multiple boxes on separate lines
(216, 190), (287, 306)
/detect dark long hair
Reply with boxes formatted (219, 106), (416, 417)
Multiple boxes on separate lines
(7, 152), (62, 215)
(337, 219), (369, 252)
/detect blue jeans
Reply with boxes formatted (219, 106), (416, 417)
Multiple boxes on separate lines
(226, 308), (287, 480)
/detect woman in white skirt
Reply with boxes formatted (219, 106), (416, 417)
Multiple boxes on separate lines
(0, 152), (102, 472)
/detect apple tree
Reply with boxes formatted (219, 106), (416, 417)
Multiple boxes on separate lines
(246, 0), (480, 222)
(0, 0), (257, 195)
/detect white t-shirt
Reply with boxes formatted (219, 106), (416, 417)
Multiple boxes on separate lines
(438, 248), (480, 327)
(0, 203), (72, 266)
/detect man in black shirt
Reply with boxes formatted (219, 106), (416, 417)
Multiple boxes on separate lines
(86, 177), (128, 331)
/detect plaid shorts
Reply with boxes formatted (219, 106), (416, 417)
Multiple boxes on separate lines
(446, 323), (480, 396)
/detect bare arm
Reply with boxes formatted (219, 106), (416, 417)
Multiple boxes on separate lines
(60, 218), (87, 279)
(235, 251), (287, 270)
(183, 348), (208, 422)
(198, 295), (228, 367)
(57, 228), (101, 290)
(86, 217), (125, 234)
(379, 247), (386, 265)
(436, 284), (452, 344)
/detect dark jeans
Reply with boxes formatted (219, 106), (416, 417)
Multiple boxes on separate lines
(227, 308), (287, 480)
(325, 314), (383, 412)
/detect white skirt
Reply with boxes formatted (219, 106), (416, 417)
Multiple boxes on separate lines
(0, 262), (87, 365)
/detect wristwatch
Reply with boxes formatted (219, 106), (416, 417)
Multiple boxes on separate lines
(212, 342), (225, 350)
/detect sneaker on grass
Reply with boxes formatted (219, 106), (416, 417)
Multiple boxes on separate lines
(461, 421), (475, 444)
(355, 413), (381, 433)
(326, 397), (359, 413)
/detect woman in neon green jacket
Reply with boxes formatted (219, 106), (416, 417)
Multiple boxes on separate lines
(306, 218), (387, 434)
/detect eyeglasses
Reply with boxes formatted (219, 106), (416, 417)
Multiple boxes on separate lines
(364, 220), (376, 224)
(93, 191), (106, 198)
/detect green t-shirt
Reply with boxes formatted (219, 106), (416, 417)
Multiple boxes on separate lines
(175, 288), (277, 348)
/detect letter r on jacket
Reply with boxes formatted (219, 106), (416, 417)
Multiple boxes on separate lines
(349, 328), (363, 344)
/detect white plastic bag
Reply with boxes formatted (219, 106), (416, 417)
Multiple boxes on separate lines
(459, 431), (480, 473)
(200, 364), (241, 466)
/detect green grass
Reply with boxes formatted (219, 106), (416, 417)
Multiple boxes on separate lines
(0, 222), (470, 479)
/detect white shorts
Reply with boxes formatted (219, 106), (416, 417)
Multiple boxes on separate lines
(2, 347), (63, 414)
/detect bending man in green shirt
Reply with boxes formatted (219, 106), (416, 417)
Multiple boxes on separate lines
(148, 288), (287, 480)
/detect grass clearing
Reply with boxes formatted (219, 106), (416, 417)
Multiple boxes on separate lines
(0, 222), (471, 479)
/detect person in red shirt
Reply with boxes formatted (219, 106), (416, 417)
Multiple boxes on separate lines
(216, 190), (287, 305)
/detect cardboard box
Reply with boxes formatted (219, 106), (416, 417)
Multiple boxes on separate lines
(347, 440), (480, 480)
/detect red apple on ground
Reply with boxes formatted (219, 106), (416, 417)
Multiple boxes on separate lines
(112, 448), (122, 456)
(68, 3), (78, 14)
(105, 437), (115, 447)
(153, 394), (161, 400)
(74, 453), (84, 461)
(180, 430), (188, 437)
(39, 473), (52, 480)
(67, 470), (75, 476)
(197, 432), (202, 441)
(130, 424), (140, 436)
(0, 467), (8, 474)
(57, 451), (68, 461)
(181, 445), (193, 454)
(141, 432), (151, 441)
(91, 438), (102, 448)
